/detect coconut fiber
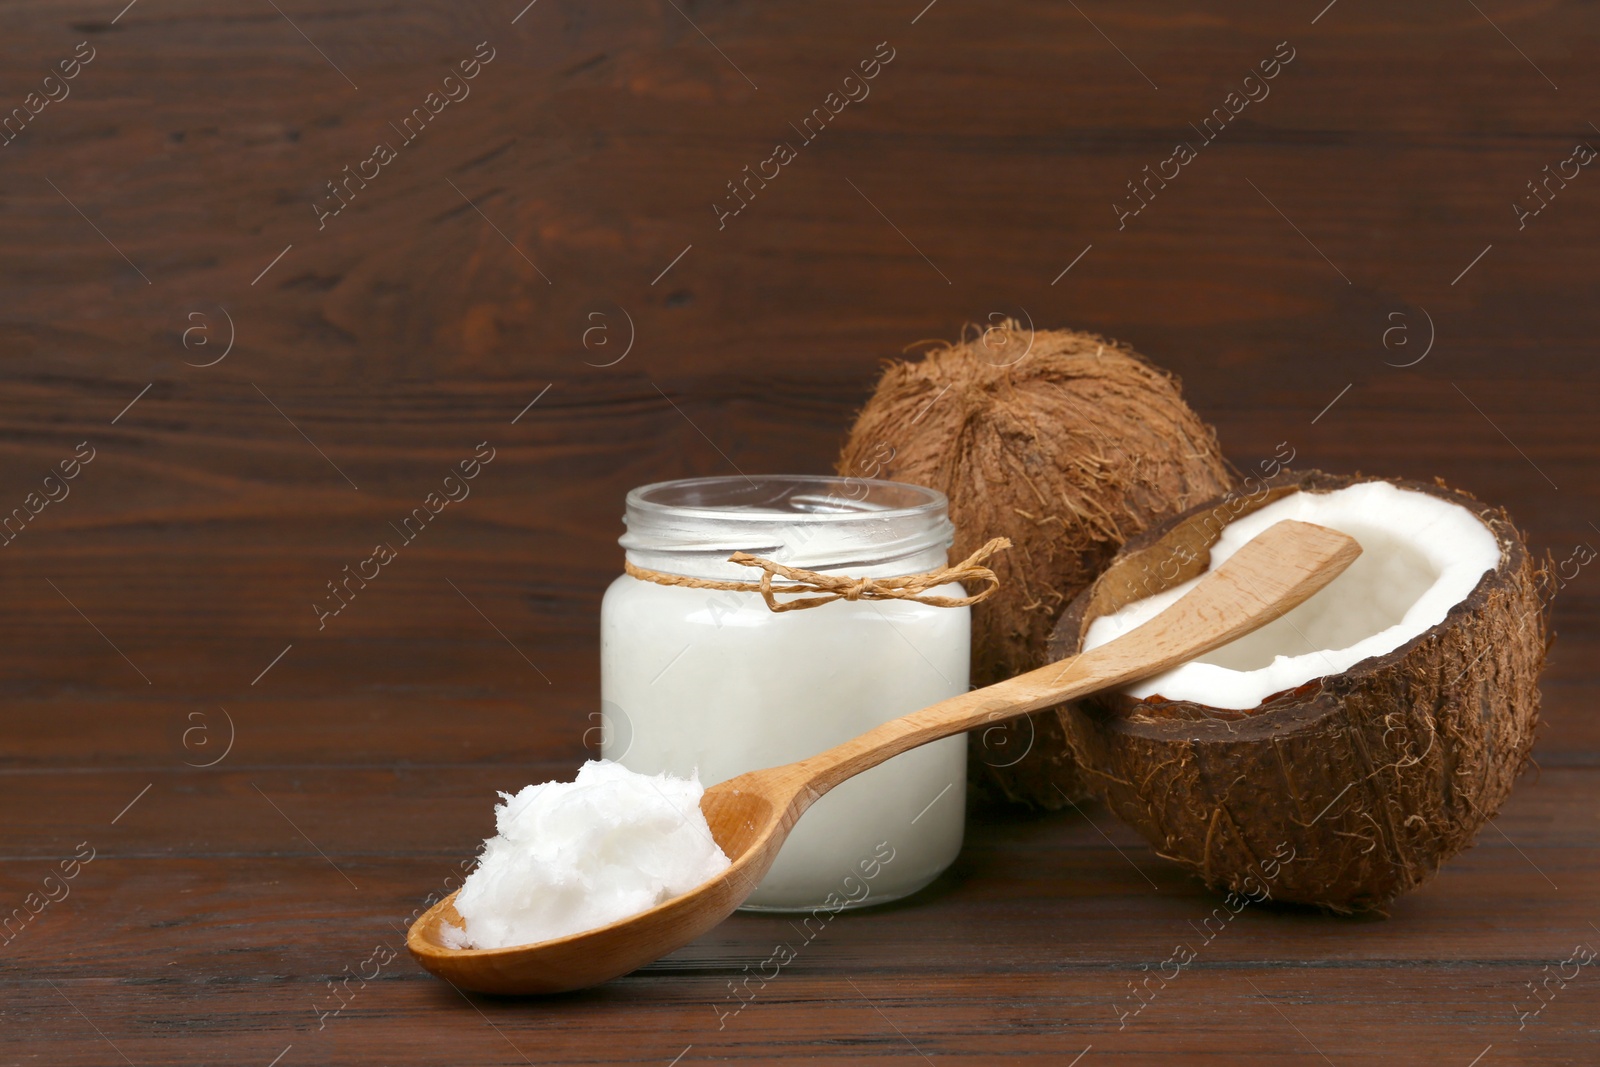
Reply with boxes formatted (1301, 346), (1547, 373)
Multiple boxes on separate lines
(837, 323), (1234, 807)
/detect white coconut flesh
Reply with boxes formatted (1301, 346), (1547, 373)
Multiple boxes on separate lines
(1081, 483), (1501, 710)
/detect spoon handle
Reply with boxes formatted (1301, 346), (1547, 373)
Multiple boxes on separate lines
(792, 520), (1361, 799)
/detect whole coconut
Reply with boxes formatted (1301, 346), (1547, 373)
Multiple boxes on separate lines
(836, 323), (1234, 807)
(1050, 470), (1547, 911)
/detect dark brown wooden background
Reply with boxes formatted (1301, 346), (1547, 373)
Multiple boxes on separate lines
(2, 0), (1597, 1063)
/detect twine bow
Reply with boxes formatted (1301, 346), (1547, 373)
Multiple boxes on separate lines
(624, 536), (1012, 613)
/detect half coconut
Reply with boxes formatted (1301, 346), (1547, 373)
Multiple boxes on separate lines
(1050, 470), (1546, 911)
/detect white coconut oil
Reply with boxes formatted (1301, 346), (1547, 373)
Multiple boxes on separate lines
(444, 760), (730, 949)
(601, 476), (969, 911)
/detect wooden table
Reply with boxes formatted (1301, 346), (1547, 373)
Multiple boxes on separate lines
(2, 0), (1596, 1062)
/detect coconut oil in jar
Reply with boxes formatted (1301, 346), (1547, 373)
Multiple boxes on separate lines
(600, 475), (969, 910)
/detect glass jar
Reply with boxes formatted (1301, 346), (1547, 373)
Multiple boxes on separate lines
(600, 475), (969, 911)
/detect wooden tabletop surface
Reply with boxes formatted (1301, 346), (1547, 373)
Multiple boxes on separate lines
(3, 0), (1597, 1063)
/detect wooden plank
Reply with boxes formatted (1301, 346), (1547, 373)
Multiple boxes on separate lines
(3, 846), (1595, 1064)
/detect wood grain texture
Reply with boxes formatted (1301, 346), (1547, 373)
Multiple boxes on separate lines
(1, 0), (1596, 1061)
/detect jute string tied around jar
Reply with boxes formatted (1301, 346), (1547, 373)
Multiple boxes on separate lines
(625, 536), (1013, 613)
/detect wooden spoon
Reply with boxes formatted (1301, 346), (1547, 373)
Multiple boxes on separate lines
(408, 519), (1360, 994)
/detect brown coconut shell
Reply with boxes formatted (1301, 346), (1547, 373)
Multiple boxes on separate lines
(837, 324), (1234, 808)
(1049, 469), (1547, 911)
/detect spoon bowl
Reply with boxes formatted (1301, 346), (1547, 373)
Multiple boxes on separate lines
(409, 780), (792, 994)
(409, 519), (1362, 994)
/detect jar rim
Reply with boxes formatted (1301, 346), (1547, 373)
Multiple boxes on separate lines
(625, 474), (947, 523)
(619, 475), (955, 578)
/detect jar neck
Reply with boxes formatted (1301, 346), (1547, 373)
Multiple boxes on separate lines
(619, 475), (955, 582)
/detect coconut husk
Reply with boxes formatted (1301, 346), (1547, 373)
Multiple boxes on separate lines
(1050, 469), (1547, 911)
(837, 324), (1234, 807)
